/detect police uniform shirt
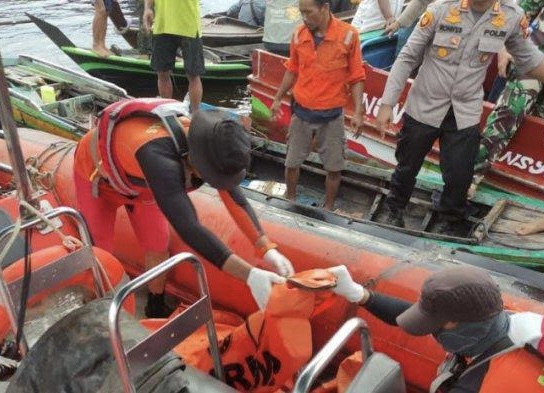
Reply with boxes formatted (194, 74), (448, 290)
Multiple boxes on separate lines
(381, 0), (544, 129)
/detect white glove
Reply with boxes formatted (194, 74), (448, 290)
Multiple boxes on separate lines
(246, 267), (286, 310)
(327, 265), (367, 303)
(263, 248), (295, 277)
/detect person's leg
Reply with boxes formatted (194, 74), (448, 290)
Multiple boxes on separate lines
(92, 0), (112, 57)
(516, 217), (544, 236)
(386, 114), (440, 213)
(284, 115), (313, 202)
(476, 78), (541, 171)
(438, 123), (480, 218)
(157, 70), (173, 98)
(315, 115), (345, 210)
(180, 36), (205, 112)
(469, 78), (542, 198)
(150, 34), (180, 98)
(127, 200), (172, 317)
(186, 75), (203, 112)
(74, 174), (119, 252)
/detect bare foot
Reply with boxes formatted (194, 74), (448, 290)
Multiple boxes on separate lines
(516, 223), (541, 236)
(92, 45), (113, 57)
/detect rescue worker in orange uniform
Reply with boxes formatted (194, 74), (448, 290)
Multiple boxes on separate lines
(270, 0), (366, 210)
(73, 99), (295, 318)
(328, 265), (544, 392)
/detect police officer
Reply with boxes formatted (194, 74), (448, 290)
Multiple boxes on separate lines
(376, 0), (544, 227)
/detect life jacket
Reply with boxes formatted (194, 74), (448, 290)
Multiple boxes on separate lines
(89, 98), (189, 197)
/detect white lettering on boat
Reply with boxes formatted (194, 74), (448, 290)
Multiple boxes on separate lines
(498, 151), (544, 175)
(362, 93), (405, 124)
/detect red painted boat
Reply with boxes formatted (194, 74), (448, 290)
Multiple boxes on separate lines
(248, 48), (544, 201)
(2, 128), (544, 392)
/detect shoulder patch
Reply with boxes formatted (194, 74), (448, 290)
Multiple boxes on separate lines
(419, 10), (434, 29)
(520, 15), (529, 39)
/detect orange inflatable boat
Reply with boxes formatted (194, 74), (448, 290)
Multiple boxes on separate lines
(1, 128), (544, 392)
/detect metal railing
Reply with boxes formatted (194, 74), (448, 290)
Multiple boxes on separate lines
(293, 317), (373, 393)
(109, 252), (224, 393)
(0, 206), (104, 355)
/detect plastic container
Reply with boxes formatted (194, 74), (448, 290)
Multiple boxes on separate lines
(40, 85), (56, 104)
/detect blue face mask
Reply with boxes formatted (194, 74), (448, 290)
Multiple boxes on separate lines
(432, 312), (509, 357)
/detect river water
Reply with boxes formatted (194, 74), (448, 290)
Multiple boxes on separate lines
(0, 0), (247, 105)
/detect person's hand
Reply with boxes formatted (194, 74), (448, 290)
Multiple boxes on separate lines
(326, 265), (367, 303)
(270, 98), (282, 120)
(351, 112), (365, 138)
(263, 248), (295, 277)
(375, 104), (393, 139)
(385, 19), (400, 37)
(246, 268), (286, 309)
(143, 8), (154, 32)
(497, 48), (513, 78)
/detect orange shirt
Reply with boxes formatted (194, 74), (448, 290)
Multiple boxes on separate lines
(284, 16), (366, 110)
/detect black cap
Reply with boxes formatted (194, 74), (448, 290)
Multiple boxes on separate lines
(396, 267), (503, 336)
(188, 110), (251, 190)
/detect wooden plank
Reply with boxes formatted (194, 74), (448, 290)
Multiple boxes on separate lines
(482, 231), (544, 250)
(490, 217), (544, 248)
(5, 67), (45, 87)
(473, 200), (508, 242)
(501, 204), (544, 223)
(366, 193), (383, 221)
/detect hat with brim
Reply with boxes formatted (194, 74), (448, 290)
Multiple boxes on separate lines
(396, 266), (504, 336)
(396, 303), (448, 336)
(188, 109), (251, 190)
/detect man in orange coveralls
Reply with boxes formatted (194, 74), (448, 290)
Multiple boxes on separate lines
(74, 101), (294, 317)
(270, 0), (366, 210)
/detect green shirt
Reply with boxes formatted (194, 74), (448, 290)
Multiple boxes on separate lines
(152, 0), (200, 37)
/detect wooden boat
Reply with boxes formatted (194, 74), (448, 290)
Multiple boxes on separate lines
(5, 55), (130, 140)
(1, 127), (544, 392)
(248, 44), (544, 201)
(248, 134), (544, 269)
(27, 14), (252, 84)
(108, 2), (356, 49)
(6, 58), (544, 268)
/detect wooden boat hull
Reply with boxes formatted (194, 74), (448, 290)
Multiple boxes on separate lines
(2, 128), (544, 392)
(249, 137), (544, 269)
(6, 55), (130, 140)
(248, 49), (544, 201)
(7, 63), (544, 268)
(27, 14), (251, 84)
(109, 5), (356, 50)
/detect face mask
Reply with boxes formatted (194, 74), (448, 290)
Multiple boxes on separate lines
(432, 312), (509, 357)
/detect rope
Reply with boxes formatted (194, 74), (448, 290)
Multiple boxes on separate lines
(18, 200), (116, 294)
(0, 216), (22, 270)
(19, 200), (82, 251)
(25, 141), (76, 205)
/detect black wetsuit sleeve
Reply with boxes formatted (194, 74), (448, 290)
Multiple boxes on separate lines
(135, 138), (232, 268)
(364, 292), (413, 326)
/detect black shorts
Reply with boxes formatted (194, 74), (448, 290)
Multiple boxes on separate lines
(150, 34), (205, 76)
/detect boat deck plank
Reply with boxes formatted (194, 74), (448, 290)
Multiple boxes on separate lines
(501, 204), (544, 222)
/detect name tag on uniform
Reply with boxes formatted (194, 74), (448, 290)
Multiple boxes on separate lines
(483, 29), (507, 38)
(439, 24), (463, 33)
